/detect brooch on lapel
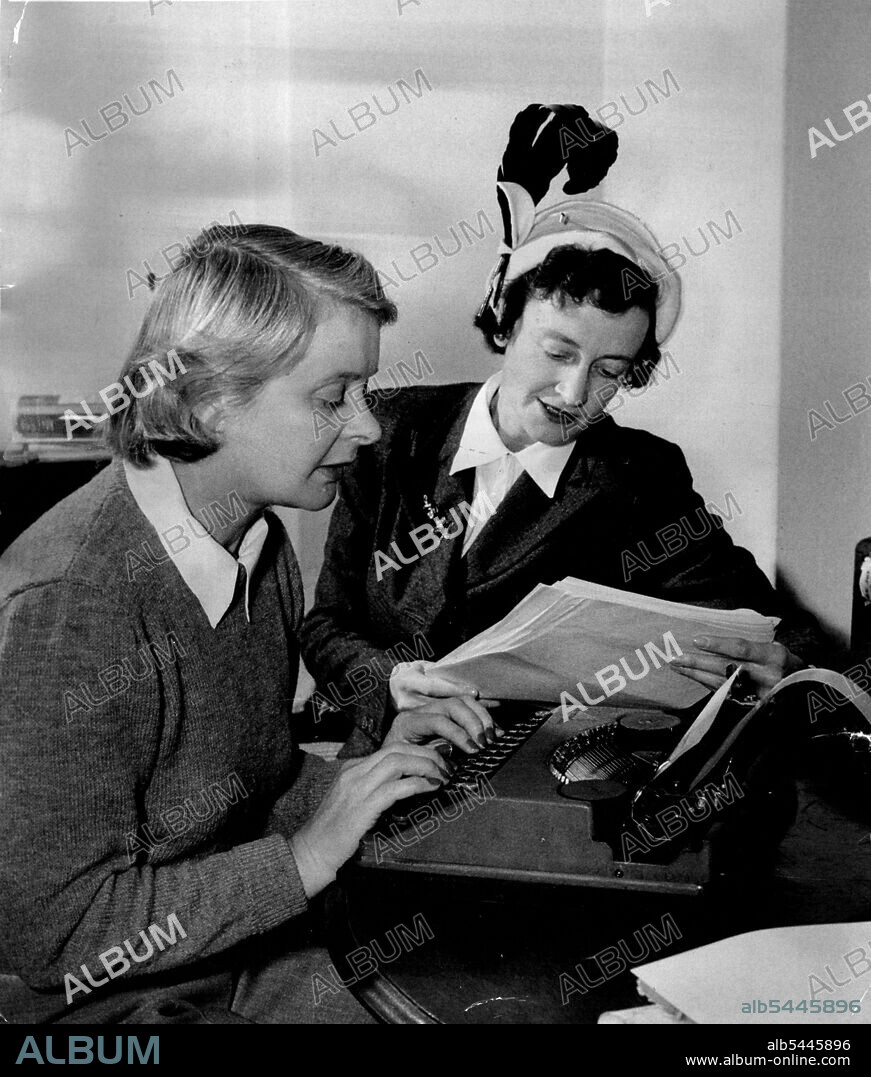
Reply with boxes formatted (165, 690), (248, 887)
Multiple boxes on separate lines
(422, 494), (452, 539)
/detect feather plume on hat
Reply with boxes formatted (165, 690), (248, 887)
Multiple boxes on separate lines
(477, 103), (681, 345)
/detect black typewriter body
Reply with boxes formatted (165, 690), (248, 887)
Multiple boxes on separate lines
(356, 697), (797, 897)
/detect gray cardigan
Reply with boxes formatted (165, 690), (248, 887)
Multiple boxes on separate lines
(0, 460), (336, 1021)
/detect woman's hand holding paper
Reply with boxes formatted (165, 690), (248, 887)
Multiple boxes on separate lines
(389, 659), (481, 710)
(671, 636), (805, 698)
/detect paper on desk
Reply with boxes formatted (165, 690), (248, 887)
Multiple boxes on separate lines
(433, 577), (779, 710)
(632, 923), (871, 1024)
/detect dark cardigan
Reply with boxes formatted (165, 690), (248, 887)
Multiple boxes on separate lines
(302, 384), (829, 753)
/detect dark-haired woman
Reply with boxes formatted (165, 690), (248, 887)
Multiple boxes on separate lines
(301, 106), (825, 756)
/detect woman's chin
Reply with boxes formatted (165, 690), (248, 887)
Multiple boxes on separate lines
(307, 477), (340, 510)
(536, 420), (587, 445)
(268, 479), (337, 512)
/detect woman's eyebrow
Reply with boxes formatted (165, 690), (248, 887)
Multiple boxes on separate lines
(315, 370), (370, 386)
(541, 331), (579, 348)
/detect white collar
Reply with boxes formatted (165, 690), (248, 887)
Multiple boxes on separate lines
(123, 457), (268, 628)
(449, 373), (575, 498)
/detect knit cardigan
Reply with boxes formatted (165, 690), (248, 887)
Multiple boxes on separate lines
(0, 460), (336, 1018)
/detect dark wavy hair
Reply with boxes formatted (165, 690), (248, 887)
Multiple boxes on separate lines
(475, 245), (661, 389)
(108, 224), (396, 466)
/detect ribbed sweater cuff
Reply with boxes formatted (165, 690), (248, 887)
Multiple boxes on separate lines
(234, 834), (309, 934)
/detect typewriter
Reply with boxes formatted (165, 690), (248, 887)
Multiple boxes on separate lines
(356, 679), (799, 897)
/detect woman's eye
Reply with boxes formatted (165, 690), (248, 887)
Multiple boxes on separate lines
(595, 367), (627, 381)
(545, 351), (571, 363)
(316, 388), (346, 407)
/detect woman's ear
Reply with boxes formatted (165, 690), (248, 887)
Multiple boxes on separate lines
(191, 396), (228, 438)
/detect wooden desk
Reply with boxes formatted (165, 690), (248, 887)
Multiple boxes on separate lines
(325, 742), (871, 1024)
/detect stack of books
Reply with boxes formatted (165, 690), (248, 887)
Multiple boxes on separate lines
(6, 395), (111, 463)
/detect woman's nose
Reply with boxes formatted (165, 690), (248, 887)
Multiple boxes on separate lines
(345, 399), (381, 446)
(555, 365), (590, 407)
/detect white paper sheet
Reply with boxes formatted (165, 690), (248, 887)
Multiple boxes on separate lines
(433, 576), (779, 710)
(633, 923), (871, 1025)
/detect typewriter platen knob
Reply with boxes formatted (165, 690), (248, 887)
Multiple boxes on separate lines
(617, 712), (680, 751)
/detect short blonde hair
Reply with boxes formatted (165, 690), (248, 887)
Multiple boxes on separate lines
(107, 224), (396, 466)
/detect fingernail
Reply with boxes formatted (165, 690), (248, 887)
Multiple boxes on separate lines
(494, 725), (505, 737)
(423, 777), (441, 787)
(476, 735), (487, 748)
(693, 636), (711, 647)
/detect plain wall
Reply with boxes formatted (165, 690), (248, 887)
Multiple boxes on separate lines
(600, 0), (788, 578)
(778, 0), (871, 647)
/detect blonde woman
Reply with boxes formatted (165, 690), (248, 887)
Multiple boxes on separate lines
(0, 225), (486, 1024)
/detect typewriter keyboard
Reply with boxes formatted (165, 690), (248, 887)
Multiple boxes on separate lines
(384, 705), (554, 825)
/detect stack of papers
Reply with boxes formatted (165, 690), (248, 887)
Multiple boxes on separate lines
(432, 577), (780, 712)
(631, 923), (871, 1024)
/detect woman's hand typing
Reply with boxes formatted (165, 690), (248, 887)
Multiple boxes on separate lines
(386, 696), (502, 754)
(291, 742), (450, 898)
(386, 660), (502, 751)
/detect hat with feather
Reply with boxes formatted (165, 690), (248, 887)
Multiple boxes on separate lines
(476, 103), (681, 344)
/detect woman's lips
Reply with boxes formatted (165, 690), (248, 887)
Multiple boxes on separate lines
(317, 459), (355, 479)
(538, 399), (585, 427)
